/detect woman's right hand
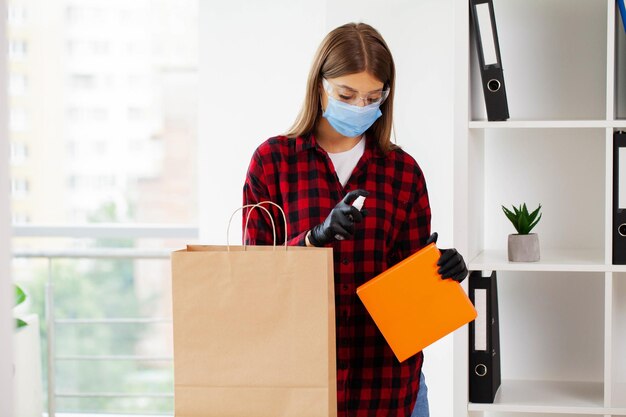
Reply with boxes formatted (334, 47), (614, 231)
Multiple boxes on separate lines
(308, 189), (369, 247)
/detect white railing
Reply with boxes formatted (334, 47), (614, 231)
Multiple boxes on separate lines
(13, 224), (198, 417)
(13, 224), (198, 239)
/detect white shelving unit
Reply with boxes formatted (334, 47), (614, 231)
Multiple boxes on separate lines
(453, 0), (626, 416)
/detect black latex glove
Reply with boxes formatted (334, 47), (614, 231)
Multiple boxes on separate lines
(309, 189), (369, 247)
(426, 232), (468, 283)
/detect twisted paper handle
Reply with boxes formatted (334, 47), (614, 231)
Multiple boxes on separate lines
(227, 201), (288, 251)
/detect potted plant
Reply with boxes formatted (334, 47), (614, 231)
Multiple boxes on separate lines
(13, 284), (44, 417)
(502, 203), (542, 262)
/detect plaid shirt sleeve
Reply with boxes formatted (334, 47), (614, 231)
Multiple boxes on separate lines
(393, 161), (432, 261)
(242, 146), (308, 246)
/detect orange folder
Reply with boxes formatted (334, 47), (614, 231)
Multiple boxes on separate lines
(356, 243), (477, 362)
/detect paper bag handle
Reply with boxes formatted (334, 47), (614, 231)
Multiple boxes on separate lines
(227, 201), (288, 251)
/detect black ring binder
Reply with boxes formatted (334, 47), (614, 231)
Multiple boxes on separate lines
(470, 0), (510, 121)
(468, 270), (501, 403)
(614, 131), (626, 264)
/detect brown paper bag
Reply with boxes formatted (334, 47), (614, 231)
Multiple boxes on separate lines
(171, 241), (336, 417)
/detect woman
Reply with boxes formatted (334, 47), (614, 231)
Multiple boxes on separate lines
(243, 22), (468, 417)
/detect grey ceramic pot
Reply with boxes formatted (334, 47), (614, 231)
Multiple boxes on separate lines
(508, 233), (540, 262)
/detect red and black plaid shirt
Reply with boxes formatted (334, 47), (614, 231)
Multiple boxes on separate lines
(243, 133), (431, 417)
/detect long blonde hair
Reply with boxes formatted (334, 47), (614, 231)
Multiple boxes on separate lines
(285, 22), (397, 154)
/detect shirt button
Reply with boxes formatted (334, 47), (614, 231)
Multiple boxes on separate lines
(342, 284), (349, 291)
(342, 258), (350, 265)
(339, 361), (348, 370)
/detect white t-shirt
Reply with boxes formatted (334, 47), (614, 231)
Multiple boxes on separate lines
(327, 137), (366, 187)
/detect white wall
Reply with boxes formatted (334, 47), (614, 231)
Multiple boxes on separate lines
(198, 0), (455, 415)
(198, 0), (326, 244)
(0, 0), (15, 413)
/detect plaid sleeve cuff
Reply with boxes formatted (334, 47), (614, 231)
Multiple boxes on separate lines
(287, 231), (309, 247)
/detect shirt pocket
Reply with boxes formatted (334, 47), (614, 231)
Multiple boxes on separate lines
(383, 190), (412, 264)
(393, 189), (412, 228)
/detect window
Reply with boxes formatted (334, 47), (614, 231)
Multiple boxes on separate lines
(12, 212), (30, 224)
(91, 40), (111, 56)
(128, 107), (146, 121)
(128, 74), (149, 90)
(10, 141), (28, 165)
(65, 5), (83, 23)
(8, 4), (27, 26)
(10, 108), (27, 131)
(9, 40), (28, 60)
(9, 73), (28, 96)
(69, 74), (96, 90)
(69, 107), (109, 122)
(9, 2), (198, 415)
(125, 41), (147, 56)
(11, 178), (30, 197)
(66, 40), (80, 56)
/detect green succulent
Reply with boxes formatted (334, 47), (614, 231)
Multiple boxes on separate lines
(502, 203), (542, 235)
(15, 284), (27, 329)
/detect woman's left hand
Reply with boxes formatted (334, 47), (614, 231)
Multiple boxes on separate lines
(426, 232), (468, 283)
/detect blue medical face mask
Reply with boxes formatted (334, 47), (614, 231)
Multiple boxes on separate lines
(322, 96), (383, 138)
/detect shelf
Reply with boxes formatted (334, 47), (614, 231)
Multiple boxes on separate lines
(458, 0), (625, 415)
(467, 380), (605, 414)
(468, 249), (608, 272)
(469, 120), (626, 129)
(613, 383), (626, 410)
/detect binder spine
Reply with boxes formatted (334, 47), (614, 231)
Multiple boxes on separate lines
(468, 270), (501, 403)
(614, 131), (626, 264)
(470, 0), (510, 121)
